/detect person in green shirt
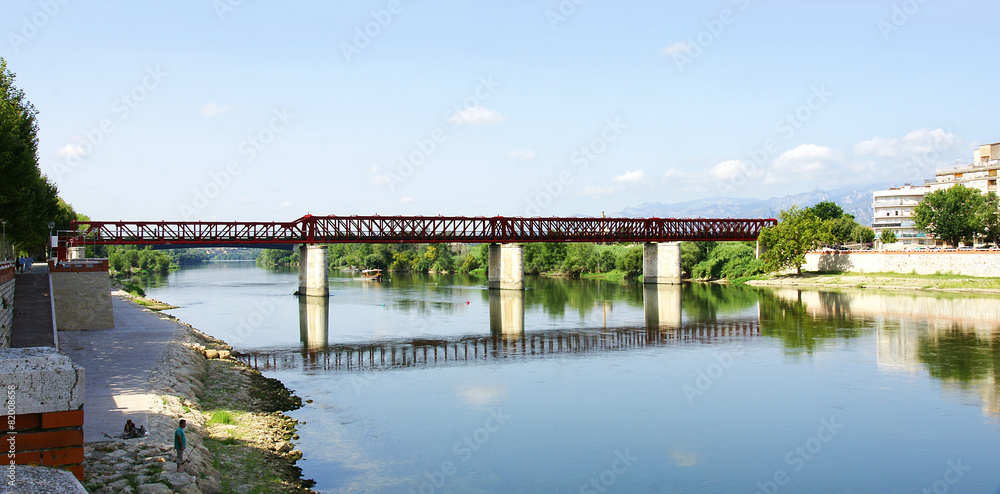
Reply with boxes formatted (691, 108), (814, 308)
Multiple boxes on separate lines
(174, 419), (187, 472)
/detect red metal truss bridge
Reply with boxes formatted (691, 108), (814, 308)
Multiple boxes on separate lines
(67, 214), (777, 247)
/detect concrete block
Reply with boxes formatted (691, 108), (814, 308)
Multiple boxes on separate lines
(0, 347), (84, 415)
(50, 271), (114, 330)
(7, 465), (88, 492)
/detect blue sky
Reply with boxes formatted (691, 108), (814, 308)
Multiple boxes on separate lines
(4, 0), (999, 221)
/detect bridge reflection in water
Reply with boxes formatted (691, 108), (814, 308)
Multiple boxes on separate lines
(243, 285), (757, 373)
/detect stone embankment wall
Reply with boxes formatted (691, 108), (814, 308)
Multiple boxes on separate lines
(805, 251), (1000, 278)
(49, 259), (114, 330)
(0, 262), (13, 348)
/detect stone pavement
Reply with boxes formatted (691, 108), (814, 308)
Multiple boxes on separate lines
(59, 293), (178, 443)
(11, 263), (56, 348)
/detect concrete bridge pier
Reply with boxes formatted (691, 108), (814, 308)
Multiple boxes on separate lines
(297, 244), (329, 297)
(488, 243), (524, 290)
(642, 242), (682, 285)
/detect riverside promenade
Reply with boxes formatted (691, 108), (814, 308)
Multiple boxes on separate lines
(59, 293), (176, 443)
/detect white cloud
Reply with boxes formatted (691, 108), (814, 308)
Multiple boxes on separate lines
(198, 103), (237, 118)
(446, 106), (506, 127)
(661, 168), (689, 181)
(580, 185), (621, 197)
(400, 196), (414, 203)
(507, 150), (536, 160)
(661, 42), (692, 55)
(367, 165), (382, 174)
(371, 175), (393, 186)
(854, 128), (959, 158)
(54, 142), (86, 160)
(853, 136), (899, 157)
(613, 170), (646, 185)
(764, 144), (841, 184)
(278, 201), (293, 208)
(709, 160), (757, 183)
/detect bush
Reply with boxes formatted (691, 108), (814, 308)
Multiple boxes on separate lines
(691, 242), (762, 280)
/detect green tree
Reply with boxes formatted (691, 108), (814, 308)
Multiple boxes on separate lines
(808, 201), (845, 221)
(0, 57), (74, 257)
(822, 215), (857, 245)
(758, 206), (823, 274)
(914, 184), (984, 247)
(851, 224), (876, 244)
(615, 247), (643, 277)
(980, 192), (1000, 247)
(879, 230), (897, 245)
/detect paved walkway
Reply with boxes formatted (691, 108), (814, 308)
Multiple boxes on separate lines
(59, 293), (178, 443)
(11, 264), (56, 348)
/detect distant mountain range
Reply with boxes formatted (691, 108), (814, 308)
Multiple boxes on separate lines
(617, 184), (886, 226)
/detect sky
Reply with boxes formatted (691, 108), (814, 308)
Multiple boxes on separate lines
(3, 0), (1000, 221)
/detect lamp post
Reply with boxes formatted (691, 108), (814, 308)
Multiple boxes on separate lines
(48, 222), (55, 260)
(1, 218), (6, 260)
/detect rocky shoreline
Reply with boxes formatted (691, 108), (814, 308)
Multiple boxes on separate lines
(82, 294), (316, 494)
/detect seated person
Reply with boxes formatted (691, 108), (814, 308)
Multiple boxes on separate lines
(123, 419), (146, 438)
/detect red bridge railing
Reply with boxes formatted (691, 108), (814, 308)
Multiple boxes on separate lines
(68, 215), (777, 246)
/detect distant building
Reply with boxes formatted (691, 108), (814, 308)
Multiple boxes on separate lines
(871, 184), (931, 246)
(872, 141), (1000, 247)
(930, 142), (1000, 194)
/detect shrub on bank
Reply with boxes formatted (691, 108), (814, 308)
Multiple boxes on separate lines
(691, 242), (763, 280)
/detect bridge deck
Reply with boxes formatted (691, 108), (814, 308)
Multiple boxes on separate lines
(69, 215), (776, 246)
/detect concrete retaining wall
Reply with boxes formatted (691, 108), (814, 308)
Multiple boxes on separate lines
(805, 251), (1000, 277)
(0, 262), (13, 349)
(49, 260), (114, 331)
(0, 347), (86, 481)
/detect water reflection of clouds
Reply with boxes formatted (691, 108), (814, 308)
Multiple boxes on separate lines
(670, 451), (698, 467)
(456, 383), (509, 407)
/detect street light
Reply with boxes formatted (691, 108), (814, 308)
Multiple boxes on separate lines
(0, 218), (6, 260)
(48, 222), (55, 260)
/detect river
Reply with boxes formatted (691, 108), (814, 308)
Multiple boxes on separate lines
(138, 261), (1000, 493)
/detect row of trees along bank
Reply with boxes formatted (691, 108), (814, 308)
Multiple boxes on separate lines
(256, 243), (648, 278)
(0, 58), (79, 259)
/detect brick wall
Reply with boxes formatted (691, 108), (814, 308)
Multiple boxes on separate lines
(8, 410), (85, 480)
(0, 262), (13, 349)
(1, 347), (86, 482)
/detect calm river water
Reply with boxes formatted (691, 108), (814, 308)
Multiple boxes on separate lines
(139, 261), (1000, 493)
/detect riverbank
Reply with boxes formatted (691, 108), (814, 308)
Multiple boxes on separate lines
(82, 293), (315, 494)
(746, 271), (1000, 294)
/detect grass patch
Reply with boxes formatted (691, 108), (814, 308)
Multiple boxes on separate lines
(580, 270), (628, 282)
(208, 410), (238, 426)
(730, 274), (768, 284)
(120, 281), (145, 297)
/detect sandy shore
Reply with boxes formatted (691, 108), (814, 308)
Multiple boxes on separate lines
(82, 294), (316, 494)
(746, 273), (1000, 295)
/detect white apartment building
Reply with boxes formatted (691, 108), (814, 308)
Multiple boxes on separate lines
(872, 141), (1000, 247)
(872, 184), (932, 246)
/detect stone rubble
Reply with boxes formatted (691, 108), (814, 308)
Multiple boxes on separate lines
(81, 301), (312, 493)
